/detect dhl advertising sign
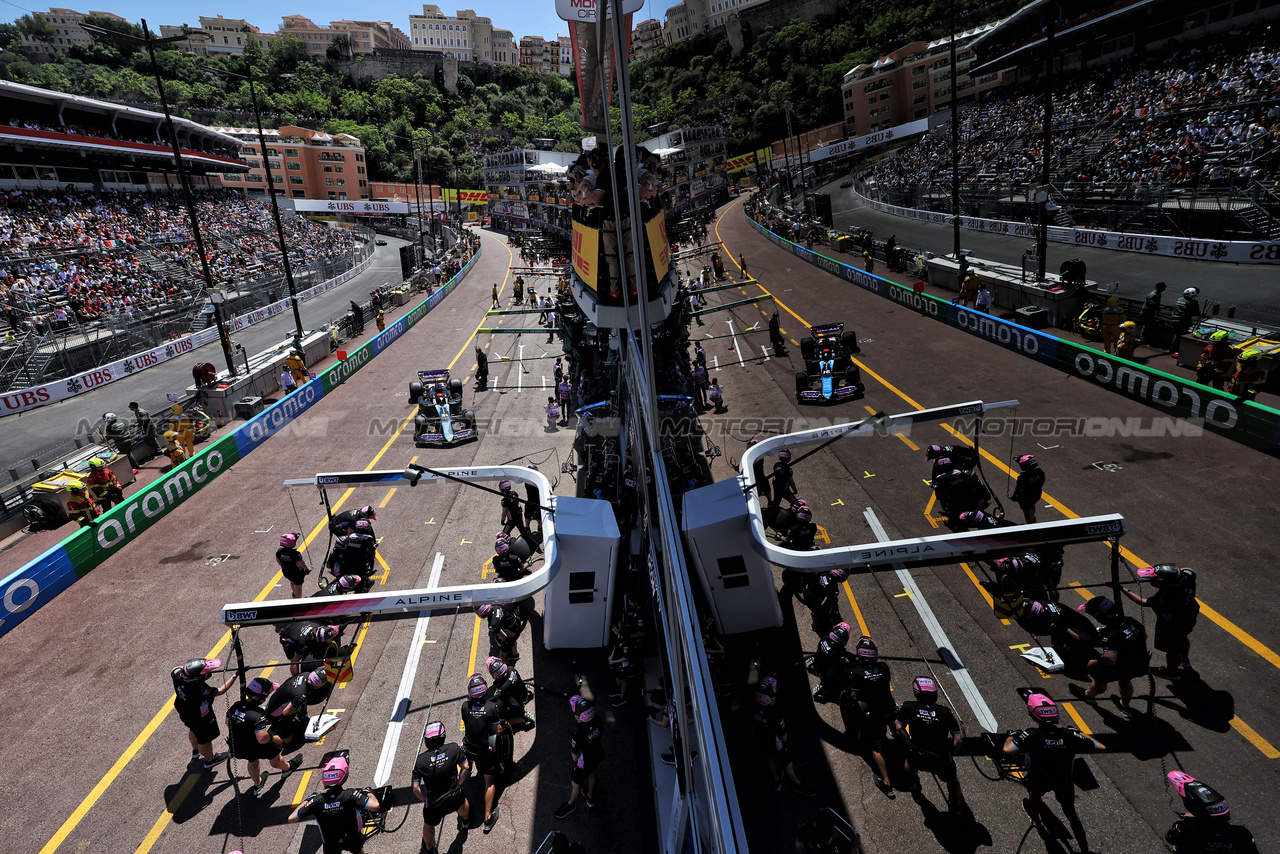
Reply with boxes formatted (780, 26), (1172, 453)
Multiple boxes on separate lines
(726, 153), (757, 173)
(572, 220), (599, 289)
(441, 189), (490, 204)
(755, 147), (772, 167)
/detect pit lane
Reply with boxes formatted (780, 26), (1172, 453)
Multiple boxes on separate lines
(3, 203), (1278, 854)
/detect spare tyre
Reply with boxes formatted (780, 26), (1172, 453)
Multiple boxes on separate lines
(408, 381), (423, 403)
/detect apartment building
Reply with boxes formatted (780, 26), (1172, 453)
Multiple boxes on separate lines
(407, 6), (511, 64)
(214, 125), (369, 201)
(158, 15), (276, 56)
(630, 18), (665, 62)
(840, 21), (1004, 137)
(277, 15), (410, 60)
(17, 7), (127, 55)
(662, 0), (769, 45)
(517, 34), (572, 76)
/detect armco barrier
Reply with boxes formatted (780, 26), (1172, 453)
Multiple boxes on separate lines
(746, 215), (1280, 455)
(0, 249), (480, 638)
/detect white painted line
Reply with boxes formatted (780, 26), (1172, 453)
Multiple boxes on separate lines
(373, 553), (443, 787)
(517, 344), (524, 391)
(761, 346), (770, 362)
(862, 508), (999, 732)
(712, 355), (720, 372)
(725, 319), (744, 367)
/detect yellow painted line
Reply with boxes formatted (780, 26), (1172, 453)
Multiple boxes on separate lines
(1228, 716), (1280, 759)
(291, 770), (314, 805)
(1197, 600), (1280, 671)
(1061, 701), (1093, 735)
(895, 433), (919, 451)
(841, 581), (870, 638)
(378, 487), (396, 508)
(132, 771), (200, 854)
(959, 562), (1009, 626)
(47, 235), (513, 854)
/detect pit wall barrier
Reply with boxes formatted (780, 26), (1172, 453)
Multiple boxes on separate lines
(0, 249), (481, 639)
(745, 214), (1280, 456)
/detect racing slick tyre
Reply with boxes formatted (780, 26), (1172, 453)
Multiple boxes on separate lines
(448, 378), (463, 398)
(841, 331), (860, 355)
(800, 337), (815, 362)
(462, 409), (476, 430)
(409, 381), (423, 404)
(845, 364), (861, 388)
(413, 414), (427, 445)
(795, 371), (809, 396)
(23, 496), (68, 530)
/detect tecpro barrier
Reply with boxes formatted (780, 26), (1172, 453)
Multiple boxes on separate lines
(746, 215), (1280, 455)
(0, 249), (480, 638)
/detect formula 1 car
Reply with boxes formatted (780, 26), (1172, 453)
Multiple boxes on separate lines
(795, 323), (862, 404)
(408, 369), (477, 446)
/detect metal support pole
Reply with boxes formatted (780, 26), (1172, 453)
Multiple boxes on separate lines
(950, 0), (962, 259)
(1109, 537), (1124, 615)
(142, 18), (235, 377)
(1037, 4), (1056, 283)
(247, 76), (304, 343)
(413, 146), (427, 264)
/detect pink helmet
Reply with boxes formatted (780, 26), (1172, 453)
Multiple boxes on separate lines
(337, 574), (361, 590)
(1027, 601), (1046, 618)
(994, 557), (1024, 574)
(358, 505), (377, 520)
(855, 636), (878, 661)
(476, 603), (493, 618)
(1026, 692), (1059, 724)
(321, 754), (349, 788)
(778, 449), (792, 462)
(487, 656), (509, 681)
(1136, 564), (1188, 587)
(828, 622), (852, 646)
(1016, 454), (1038, 470)
(925, 444), (945, 460)
(570, 694), (595, 722)
(422, 721), (446, 749)
(316, 625), (340, 643)
(498, 480), (513, 493)
(495, 540), (510, 555)
(245, 677), (276, 702)
(753, 676), (778, 706)
(306, 669), (329, 688)
(912, 676), (938, 702)
(828, 568), (848, 582)
(178, 658), (222, 681)
(794, 506), (812, 522)
(467, 673), (488, 699)
(354, 519), (372, 533)
(280, 532), (299, 548)
(1167, 771), (1231, 821)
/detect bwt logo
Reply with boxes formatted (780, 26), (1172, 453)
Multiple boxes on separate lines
(226, 610), (258, 621)
(318, 476), (340, 484)
(1084, 522), (1122, 535)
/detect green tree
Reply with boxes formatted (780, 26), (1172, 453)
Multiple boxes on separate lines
(326, 33), (353, 62)
(15, 13), (56, 48)
(268, 33), (308, 74)
(0, 22), (26, 53)
(82, 15), (145, 50)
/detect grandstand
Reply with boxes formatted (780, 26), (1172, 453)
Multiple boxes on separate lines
(863, 2), (1280, 241)
(0, 82), (367, 392)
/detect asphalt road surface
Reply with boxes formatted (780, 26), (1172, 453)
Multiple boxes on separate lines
(821, 180), (1280, 326)
(2, 204), (1277, 854)
(0, 235), (411, 476)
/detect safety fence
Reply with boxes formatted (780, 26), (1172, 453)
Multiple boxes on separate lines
(849, 180), (1280, 265)
(0, 246), (481, 638)
(0, 247), (376, 418)
(745, 213), (1280, 456)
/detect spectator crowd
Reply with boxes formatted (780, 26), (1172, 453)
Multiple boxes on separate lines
(872, 31), (1280, 197)
(1, 187), (362, 337)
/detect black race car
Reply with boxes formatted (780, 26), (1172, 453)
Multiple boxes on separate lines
(795, 323), (862, 404)
(408, 369), (477, 445)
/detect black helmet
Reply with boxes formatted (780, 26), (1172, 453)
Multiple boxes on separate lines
(828, 622), (852, 647)
(487, 655), (509, 681)
(1169, 772), (1230, 821)
(855, 636), (878, 661)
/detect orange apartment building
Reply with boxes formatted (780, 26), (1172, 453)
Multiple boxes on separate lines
(278, 15), (411, 61)
(214, 125), (369, 201)
(841, 21), (1005, 137)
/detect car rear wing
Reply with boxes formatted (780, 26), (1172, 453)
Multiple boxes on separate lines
(417, 369), (450, 383)
(809, 322), (844, 337)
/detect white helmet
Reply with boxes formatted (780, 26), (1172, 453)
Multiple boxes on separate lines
(103, 411), (117, 421)
(1183, 287), (1199, 297)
